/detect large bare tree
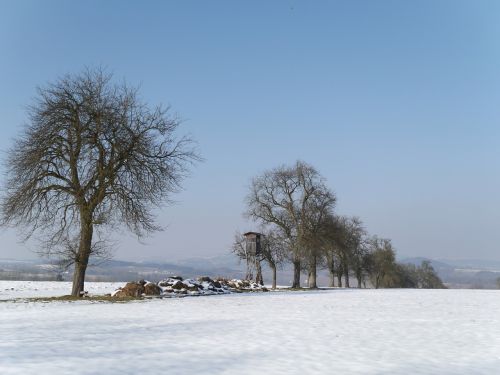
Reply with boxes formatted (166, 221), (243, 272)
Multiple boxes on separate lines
(300, 180), (336, 289)
(318, 214), (344, 287)
(246, 161), (335, 288)
(260, 229), (287, 289)
(1, 69), (199, 296)
(231, 232), (255, 281)
(368, 237), (398, 289)
(342, 217), (368, 288)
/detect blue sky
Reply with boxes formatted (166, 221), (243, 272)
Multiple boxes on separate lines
(1, 1), (500, 261)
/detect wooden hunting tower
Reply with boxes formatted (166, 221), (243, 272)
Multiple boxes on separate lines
(243, 232), (262, 256)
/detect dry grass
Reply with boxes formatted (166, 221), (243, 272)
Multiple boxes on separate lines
(1, 295), (145, 303)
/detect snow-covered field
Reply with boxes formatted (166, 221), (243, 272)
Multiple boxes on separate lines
(0, 281), (123, 299)
(1, 282), (499, 374)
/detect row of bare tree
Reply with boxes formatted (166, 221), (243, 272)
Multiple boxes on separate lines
(233, 161), (445, 289)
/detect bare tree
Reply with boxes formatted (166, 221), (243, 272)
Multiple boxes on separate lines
(231, 232), (254, 280)
(232, 229), (286, 288)
(343, 217), (368, 288)
(338, 217), (353, 288)
(319, 214), (346, 287)
(246, 161), (335, 288)
(260, 229), (287, 289)
(367, 237), (399, 289)
(416, 260), (446, 289)
(323, 215), (351, 288)
(301, 178), (336, 289)
(1, 68), (199, 296)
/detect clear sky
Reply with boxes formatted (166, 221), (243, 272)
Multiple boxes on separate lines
(1, 0), (500, 261)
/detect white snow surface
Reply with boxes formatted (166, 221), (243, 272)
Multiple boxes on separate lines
(1, 282), (500, 374)
(0, 281), (123, 299)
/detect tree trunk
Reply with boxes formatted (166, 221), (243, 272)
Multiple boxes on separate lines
(271, 264), (277, 290)
(327, 256), (335, 288)
(255, 259), (264, 286)
(356, 270), (362, 288)
(71, 213), (93, 297)
(71, 261), (87, 297)
(292, 259), (301, 288)
(344, 263), (350, 288)
(308, 255), (318, 289)
(337, 269), (343, 288)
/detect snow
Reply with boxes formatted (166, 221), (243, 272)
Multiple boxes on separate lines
(1, 282), (500, 374)
(0, 281), (123, 299)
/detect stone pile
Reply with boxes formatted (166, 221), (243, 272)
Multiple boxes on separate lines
(112, 276), (268, 298)
(113, 280), (162, 297)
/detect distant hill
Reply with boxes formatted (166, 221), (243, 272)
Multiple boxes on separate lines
(2, 255), (500, 289)
(0, 256), (246, 283)
(436, 258), (500, 271)
(399, 257), (455, 270)
(171, 253), (243, 271)
(400, 257), (500, 289)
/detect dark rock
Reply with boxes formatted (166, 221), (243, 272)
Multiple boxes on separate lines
(171, 281), (186, 290)
(198, 276), (214, 283)
(144, 283), (162, 296)
(240, 280), (251, 288)
(212, 281), (222, 288)
(114, 282), (144, 297)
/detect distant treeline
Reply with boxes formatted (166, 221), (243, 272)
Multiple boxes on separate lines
(0, 271), (62, 281)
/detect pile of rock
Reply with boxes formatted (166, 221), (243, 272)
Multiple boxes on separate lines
(112, 279), (162, 297)
(112, 276), (268, 298)
(157, 276), (229, 296)
(220, 278), (268, 291)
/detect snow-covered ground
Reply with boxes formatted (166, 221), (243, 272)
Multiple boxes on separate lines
(0, 281), (123, 299)
(1, 282), (499, 374)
